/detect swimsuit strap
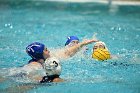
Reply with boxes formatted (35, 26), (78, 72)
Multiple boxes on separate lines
(40, 75), (59, 83)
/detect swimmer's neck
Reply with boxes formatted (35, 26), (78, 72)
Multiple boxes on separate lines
(37, 56), (51, 63)
(37, 59), (45, 64)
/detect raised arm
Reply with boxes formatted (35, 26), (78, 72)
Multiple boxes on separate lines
(53, 39), (98, 60)
(64, 39), (98, 56)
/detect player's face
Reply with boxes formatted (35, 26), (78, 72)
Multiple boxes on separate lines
(93, 43), (105, 51)
(68, 40), (79, 47)
(43, 47), (50, 59)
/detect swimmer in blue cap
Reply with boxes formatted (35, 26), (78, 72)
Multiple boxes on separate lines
(0, 38), (99, 92)
(26, 42), (63, 83)
(65, 36), (79, 47)
(26, 37), (99, 82)
(26, 42), (50, 62)
(25, 38), (98, 83)
(65, 36), (90, 56)
(0, 38), (98, 84)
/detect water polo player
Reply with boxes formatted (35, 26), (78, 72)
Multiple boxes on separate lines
(64, 36), (90, 56)
(26, 42), (63, 83)
(65, 36), (79, 47)
(25, 39), (98, 83)
(92, 41), (111, 61)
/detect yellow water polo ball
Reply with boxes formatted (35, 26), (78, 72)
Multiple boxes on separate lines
(92, 48), (111, 61)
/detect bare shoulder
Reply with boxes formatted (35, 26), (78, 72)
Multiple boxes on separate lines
(29, 62), (40, 65)
(25, 62), (42, 70)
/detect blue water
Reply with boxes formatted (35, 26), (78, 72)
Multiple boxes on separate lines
(0, 1), (140, 93)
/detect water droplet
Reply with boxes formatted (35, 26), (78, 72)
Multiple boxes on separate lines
(5, 24), (8, 27)
(10, 25), (13, 29)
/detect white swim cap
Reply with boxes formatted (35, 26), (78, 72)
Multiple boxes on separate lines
(43, 57), (61, 76)
(94, 41), (108, 50)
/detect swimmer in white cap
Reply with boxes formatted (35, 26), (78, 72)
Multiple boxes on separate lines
(93, 41), (108, 51)
(92, 41), (118, 60)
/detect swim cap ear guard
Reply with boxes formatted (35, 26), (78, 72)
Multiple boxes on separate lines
(65, 36), (79, 46)
(44, 57), (61, 76)
(26, 42), (45, 60)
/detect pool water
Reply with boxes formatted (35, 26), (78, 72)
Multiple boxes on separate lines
(0, 1), (140, 93)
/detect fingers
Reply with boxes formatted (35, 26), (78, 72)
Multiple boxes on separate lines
(88, 39), (99, 43)
(84, 39), (96, 44)
(92, 40), (99, 42)
(81, 39), (99, 46)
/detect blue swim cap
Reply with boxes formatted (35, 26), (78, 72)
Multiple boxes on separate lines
(65, 36), (79, 46)
(26, 42), (45, 60)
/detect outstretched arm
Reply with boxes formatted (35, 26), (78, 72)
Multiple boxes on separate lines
(64, 39), (98, 57)
(54, 39), (98, 60)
